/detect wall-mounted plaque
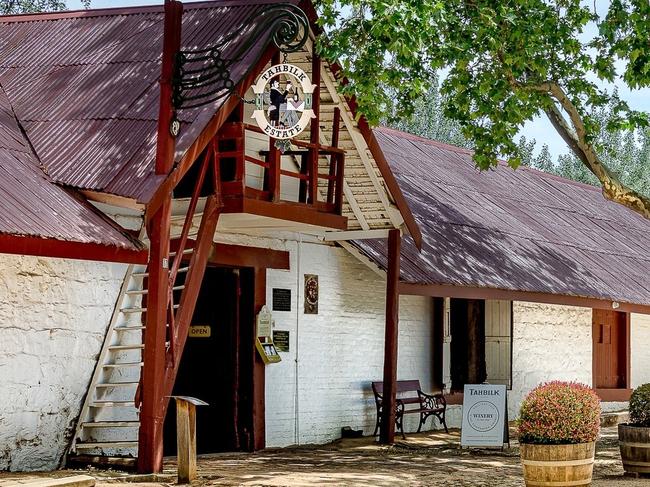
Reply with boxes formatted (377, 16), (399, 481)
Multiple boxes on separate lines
(273, 288), (292, 312)
(273, 330), (290, 352)
(304, 274), (318, 314)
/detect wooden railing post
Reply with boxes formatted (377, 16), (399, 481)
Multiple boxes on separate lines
(327, 107), (341, 206)
(308, 53), (321, 205)
(334, 152), (345, 214)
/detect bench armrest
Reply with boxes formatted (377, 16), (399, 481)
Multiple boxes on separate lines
(417, 390), (446, 410)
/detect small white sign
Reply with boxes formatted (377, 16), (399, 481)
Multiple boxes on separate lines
(460, 384), (508, 447)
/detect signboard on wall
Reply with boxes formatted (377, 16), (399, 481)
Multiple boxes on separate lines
(460, 384), (509, 447)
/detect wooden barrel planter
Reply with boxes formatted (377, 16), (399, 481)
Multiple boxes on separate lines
(619, 424), (650, 476)
(520, 442), (595, 487)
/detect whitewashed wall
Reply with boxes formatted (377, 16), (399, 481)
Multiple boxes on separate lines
(631, 313), (650, 388)
(263, 239), (433, 447)
(0, 254), (126, 471)
(215, 234), (434, 447)
(507, 302), (593, 420)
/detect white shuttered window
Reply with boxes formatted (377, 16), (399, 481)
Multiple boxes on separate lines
(484, 300), (512, 388)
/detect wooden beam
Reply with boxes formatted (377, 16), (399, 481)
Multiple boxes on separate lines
(380, 229), (400, 444)
(138, 0), (182, 474)
(0, 234), (147, 264)
(171, 239), (290, 270)
(398, 282), (650, 315)
(322, 229), (390, 241)
(222, 198), (348, 230)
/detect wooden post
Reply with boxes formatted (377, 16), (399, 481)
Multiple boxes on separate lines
(172, 396), (208, 484)
(268, 52), (281, 202)
(308, 53), (320, 205)
(139, 0), (183, 474)
(380, 229), (401, 444)
(252, 267), (267, 450)
(327, 107), (340, 205)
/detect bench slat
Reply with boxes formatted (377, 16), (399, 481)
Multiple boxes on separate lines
(372, 380), (421, 395)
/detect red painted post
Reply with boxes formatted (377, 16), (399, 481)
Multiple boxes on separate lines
(268, 52), (281, 201)
(308, 53), (321, 205)
(380, 229), (401, 444)
(139, 0), (183, 474)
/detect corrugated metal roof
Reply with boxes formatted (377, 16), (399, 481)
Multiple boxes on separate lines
(0, 85), (142, 249)
(0, 0), (275, 202)
(353, 127), (650, 307)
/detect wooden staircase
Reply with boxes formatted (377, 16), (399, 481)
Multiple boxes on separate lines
(68, 249), (193, 463)
(68, 140), (222, 469)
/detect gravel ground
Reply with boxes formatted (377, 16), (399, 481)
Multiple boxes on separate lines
(3, 426), (649, 486)
(93, 426), (650, 487)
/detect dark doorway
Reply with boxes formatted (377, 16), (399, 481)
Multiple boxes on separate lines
(163, 266), (255, 455)
(449, 298), (486, 392)
(593, 309), (629, 390)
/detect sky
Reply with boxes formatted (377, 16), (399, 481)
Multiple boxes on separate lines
(67, 0), (650, 161)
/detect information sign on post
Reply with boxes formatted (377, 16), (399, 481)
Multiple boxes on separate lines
(460, 384), (509, 447)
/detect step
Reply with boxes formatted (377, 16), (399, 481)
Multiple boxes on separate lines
(121, 307), (147, 313)
(66, 454), (137, 471)
(102, 362), (143, 368)
(89, 400), (136, 407)
(81, 421), (140, 428)
(125, 285), (184, 296)
(75, 441), (138, 449)
(114, 325), (145, 332)
(95, 382), (139, 388)
(170, 248), (194, 256)
(131, 266), (189, 279)
(108, 344), (144, 351)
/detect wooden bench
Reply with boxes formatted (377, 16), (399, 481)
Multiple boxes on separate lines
(372, 380), (448, 439)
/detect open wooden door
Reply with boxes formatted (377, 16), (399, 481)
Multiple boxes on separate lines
(592, 309), (630, 400)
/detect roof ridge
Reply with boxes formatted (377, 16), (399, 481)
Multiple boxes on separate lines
(0, 0), (277, 23)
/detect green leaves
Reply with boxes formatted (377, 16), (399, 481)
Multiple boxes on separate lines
(314, 0), (649, 172)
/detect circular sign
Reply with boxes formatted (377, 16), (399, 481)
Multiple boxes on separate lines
(251, 63), (317, 140)
(467, 401), (500, 432)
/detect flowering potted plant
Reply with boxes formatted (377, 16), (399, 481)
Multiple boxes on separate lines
(619, 383), (650, 476)
(518, 381), (601, 487)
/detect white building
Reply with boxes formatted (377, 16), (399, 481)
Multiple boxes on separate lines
(0, 0), (648, 473)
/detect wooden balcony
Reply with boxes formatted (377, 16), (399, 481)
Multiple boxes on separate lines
(215, 122), (348, 230)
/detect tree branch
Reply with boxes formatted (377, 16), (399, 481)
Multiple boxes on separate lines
(544, 91), (650, 219)
(502, 62), (650, 219)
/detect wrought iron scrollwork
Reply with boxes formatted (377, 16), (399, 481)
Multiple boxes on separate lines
(172, 3), (309, 110)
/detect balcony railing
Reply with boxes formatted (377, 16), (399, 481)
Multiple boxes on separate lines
(216, 122), (345, 217)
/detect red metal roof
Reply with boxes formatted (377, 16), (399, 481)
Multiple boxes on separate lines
(353, 127), (650, 307)
(0, 0), (274, 203)
(0, 84), (143, 251)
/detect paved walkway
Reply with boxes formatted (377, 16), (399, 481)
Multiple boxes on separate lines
(88, 426), (650, 486)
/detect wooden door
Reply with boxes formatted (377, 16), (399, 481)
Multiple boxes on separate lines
(592, 310), (628, 389)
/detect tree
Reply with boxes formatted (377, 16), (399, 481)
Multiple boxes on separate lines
(316, 0), (650, 218)
(388, 77), (473, 149)
(0, 0), (65, 13)
(0, 0), (90, 15)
